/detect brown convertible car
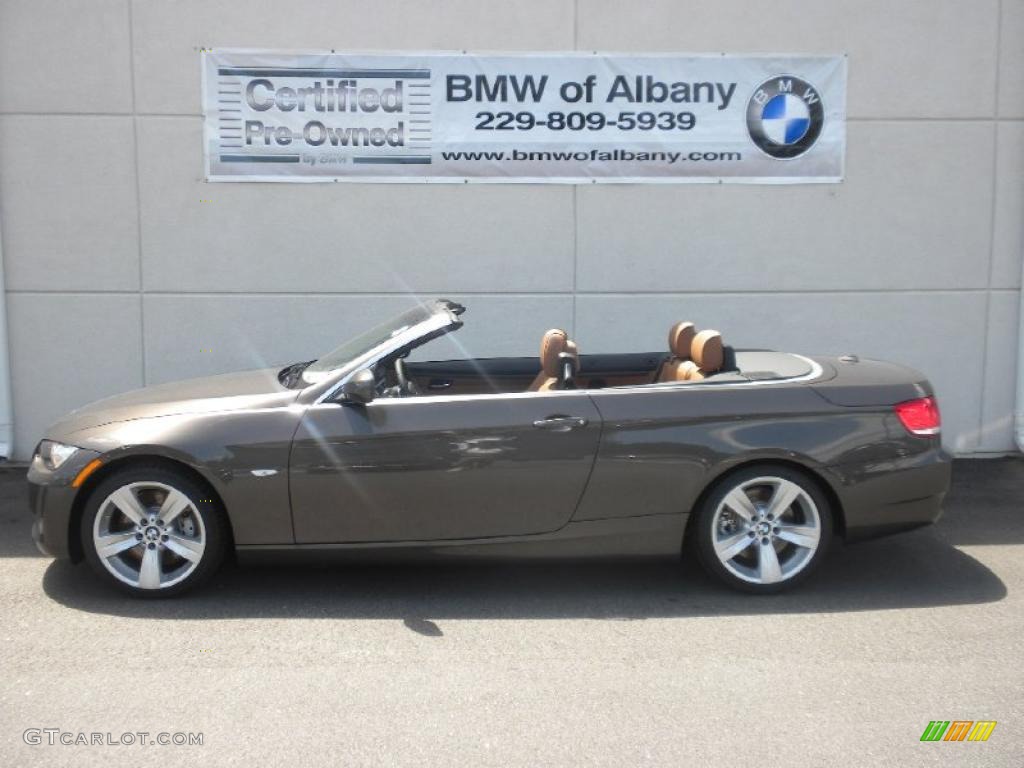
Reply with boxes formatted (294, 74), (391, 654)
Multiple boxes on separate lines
(29, 299), (950, 597)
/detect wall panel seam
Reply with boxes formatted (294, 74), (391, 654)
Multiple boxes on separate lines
(976, 0), (1004, 449)
(572, 0), (579, 336)
(4, 112), (1023, 123)
(126, 0), (147, 387)
(4, 288), (1008, 297)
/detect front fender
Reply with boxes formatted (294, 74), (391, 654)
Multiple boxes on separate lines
(62, 406), (304, 546)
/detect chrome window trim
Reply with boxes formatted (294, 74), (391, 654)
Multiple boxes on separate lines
(315, 354), (825, 407)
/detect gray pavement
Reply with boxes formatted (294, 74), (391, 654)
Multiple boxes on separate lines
(0, 458), (1022, 766)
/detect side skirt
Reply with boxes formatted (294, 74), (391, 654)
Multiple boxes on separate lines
(236, 513), (688, 565)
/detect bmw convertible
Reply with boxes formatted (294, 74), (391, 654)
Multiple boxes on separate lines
(29, 299), (950, 597)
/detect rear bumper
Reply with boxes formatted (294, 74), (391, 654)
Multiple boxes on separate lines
(833, 444), (952, 542)
(27, 449), (100, 561)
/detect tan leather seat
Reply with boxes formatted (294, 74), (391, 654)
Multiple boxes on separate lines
(529, 329), (577, 392)
(656, 321), (696, 382)
(684, 330), (725, 381)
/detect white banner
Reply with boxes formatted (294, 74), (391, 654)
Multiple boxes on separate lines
(202, 50), (846, 183)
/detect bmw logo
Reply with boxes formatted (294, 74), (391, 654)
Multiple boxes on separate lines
(746, 76), (825, 159)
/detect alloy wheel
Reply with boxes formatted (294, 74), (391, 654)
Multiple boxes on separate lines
(710, 475), (822, 586)
(92, 481), (207, 590)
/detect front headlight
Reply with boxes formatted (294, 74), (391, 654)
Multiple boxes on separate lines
(37, 440), (79, 470)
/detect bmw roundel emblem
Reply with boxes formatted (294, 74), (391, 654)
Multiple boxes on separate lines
(746, 76), (825, 159)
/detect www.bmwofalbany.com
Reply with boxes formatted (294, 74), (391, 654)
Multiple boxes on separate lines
(441, 148), (743, 164)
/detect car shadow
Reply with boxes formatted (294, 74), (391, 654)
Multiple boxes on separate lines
(940, 457), (1024, 545)
(41, 525), (1005, 622)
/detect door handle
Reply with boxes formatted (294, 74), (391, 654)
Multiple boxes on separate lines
(532, 415), (588, 431)
(428, 378), (453, 389)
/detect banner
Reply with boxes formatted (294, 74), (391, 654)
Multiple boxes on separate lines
(202, 50), (846, 183)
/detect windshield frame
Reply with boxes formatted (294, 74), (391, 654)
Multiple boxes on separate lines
(303, 300), (462, 403)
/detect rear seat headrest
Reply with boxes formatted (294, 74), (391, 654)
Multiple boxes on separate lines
(539, 329), (569, 376)
(668, 321), (696, 359)
(692, 330), (724, 372)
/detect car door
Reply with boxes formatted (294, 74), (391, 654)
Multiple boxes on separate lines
(288, 390), (602, 543)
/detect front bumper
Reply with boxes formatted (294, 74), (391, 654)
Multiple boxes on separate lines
(28, 447), (102, 561)
(31, 514), (51, 556)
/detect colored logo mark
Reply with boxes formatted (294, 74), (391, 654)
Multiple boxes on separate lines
(920, 720), (997, 742)
(745, 75), (825, 159)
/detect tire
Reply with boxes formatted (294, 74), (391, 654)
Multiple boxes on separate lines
(81, 465), (227, 597)
(693, 464), (833, 594)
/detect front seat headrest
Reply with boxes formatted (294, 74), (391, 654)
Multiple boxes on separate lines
(539, 328), (569, 376)
(668, 321), (696, 359)
(692, 330), (724, 373)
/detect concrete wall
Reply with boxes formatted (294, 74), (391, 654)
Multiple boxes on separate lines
(0, 0), (1021, 459)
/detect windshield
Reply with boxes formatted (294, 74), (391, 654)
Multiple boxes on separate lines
(300, 302), (452, 385)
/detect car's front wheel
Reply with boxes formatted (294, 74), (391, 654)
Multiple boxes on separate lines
(693, 465), (833, 594)
(81, 466), (227, 597)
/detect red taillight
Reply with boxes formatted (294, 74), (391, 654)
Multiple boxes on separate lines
(894, 396), (941, 436)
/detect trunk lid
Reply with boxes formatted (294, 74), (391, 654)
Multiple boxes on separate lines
(809, 355), (933, 407)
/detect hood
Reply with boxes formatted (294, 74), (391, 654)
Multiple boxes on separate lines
(48, 367), (301, 437)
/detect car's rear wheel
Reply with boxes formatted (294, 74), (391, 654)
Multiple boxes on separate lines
(693, 465), (832, 594)
(81, 466), (227, 597)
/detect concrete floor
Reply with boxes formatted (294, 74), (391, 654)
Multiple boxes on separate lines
(0, 458), (1021, 766)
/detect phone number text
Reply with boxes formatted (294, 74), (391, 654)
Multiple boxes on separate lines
(474, 111), (697, 131)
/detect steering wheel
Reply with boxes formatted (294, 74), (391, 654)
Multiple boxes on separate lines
(394, 356), (419, 396)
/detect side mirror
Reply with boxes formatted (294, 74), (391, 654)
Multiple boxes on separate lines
(340, 368), (375, 405)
